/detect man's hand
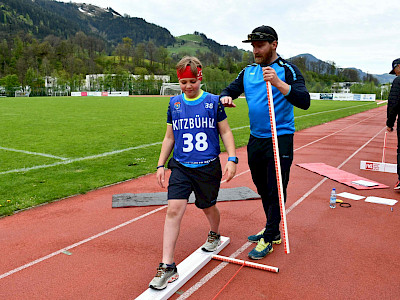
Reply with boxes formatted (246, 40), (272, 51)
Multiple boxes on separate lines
(262, 66), (280, 86)
(262, 66), (290, 95)
(220, 96), (236, 107)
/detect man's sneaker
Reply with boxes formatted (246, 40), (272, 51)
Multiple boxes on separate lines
(149, 263), (179, 290)
(394, 181), (400, 190)
(248, 238), (273, 260)
(201, 231), (221, 252)
(248, 229), (282, 245)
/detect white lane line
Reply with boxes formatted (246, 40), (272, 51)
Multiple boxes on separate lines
(0, 146), (68, 160)
(0, 142), (162, 175)
(0, 206), (167, 280)
(294, 110), (382, 152)
(287, 126), (385, 214)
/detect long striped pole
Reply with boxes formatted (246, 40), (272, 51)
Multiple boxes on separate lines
(382, 131), (387, 163)
(212, 255), (279, 273)
(266, 81), (290, 254)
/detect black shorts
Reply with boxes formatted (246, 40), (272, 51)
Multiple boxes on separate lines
(167, 157), (222, 209)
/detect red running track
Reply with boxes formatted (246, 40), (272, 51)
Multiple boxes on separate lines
(1, 105), (399, 299)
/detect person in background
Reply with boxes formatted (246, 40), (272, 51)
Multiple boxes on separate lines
(386, 58), (400, 190)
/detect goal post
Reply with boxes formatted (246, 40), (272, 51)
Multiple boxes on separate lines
(15, 91), (30, 97)
(160, 83), (182, 96)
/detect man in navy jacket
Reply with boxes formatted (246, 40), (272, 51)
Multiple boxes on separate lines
(386, 58), (400, 190)
(220, 25), (310, 259)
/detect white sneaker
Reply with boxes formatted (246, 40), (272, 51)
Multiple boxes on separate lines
(201, 231), (221, 252)
(149, 263), (179, 290)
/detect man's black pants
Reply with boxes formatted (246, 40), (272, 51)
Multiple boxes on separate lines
(247, 134), (293, 243)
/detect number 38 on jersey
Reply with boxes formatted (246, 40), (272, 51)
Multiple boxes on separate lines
(182, 132), (208, 152)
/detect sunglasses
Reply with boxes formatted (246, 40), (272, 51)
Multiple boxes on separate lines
(247, 32), (277, 41)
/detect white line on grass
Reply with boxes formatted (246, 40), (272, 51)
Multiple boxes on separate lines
(0, 142), (162, 175)
(0, 146), (68, 160)
(1, 103), (375, 175)
(0, 108), (384, 284)
(294, 102), (374, 119)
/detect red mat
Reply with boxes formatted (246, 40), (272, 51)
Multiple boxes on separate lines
(297, 163), (389, 190)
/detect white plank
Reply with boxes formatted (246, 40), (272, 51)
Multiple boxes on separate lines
(365, 196), (398, 206)
(136, 236), (230, 300)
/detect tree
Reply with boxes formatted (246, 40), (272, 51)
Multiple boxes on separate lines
(146, 41), (156, 67)
(340, 68), (360, 82)
(0, 74), (20, 96)
(157, 46), (169, 70)
(134, 43), (145, 67)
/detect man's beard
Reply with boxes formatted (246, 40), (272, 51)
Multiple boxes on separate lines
(254, 48), (273, 64)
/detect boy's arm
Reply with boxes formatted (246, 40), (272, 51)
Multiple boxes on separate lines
(157, 125), (174, 188)
(217, 119), (237, 182)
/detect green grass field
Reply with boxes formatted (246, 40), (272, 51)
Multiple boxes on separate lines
(0, 96), (384, 217)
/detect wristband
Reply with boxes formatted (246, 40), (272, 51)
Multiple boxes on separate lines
(228, 156), (239, 164)
(156, 165), (164, 169)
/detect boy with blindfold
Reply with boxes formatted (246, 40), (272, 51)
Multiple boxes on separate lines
(149, 56), (237, 290)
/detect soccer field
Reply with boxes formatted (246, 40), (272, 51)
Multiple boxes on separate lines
(0, 96), (382, 216)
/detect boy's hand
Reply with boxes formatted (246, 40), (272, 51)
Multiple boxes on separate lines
(220, 96), (236, 108)
(156, 167), (166, 188)
(223, 161), (237, 182)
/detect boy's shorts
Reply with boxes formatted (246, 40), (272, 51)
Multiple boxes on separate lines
(167, 157), (222, 209)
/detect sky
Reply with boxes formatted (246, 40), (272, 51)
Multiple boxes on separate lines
(70, 0), (399, 75)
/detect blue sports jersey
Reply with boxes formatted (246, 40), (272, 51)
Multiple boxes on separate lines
(220, 56), (310, 138)
(167, 91), (227, 166)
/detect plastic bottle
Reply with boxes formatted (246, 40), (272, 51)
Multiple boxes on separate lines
(330, 188), (336, 208)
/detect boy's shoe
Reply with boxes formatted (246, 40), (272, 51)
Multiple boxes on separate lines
(201, 231), (221, 252)
(394, 181), (400, 190)
(248, 238), (273, 260)
(248, 229), (282, 245)
(149, 263), (179, 290)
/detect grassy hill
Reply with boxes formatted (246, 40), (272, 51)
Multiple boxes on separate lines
(168, 34), (212, 56)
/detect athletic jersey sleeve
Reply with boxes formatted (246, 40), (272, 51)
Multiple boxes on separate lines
(217, 100), (227, 122)
(167, 102), (172, 124)
(220, 68), (245, 100)
(284, 63), (310, 110)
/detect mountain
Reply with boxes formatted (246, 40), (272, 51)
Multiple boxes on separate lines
(289, 54), (395, 84)
(0, 0), (175, 46)
(349, 68), (396, 85)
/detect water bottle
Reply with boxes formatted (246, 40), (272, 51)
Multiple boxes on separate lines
(330, 188), (336, 208)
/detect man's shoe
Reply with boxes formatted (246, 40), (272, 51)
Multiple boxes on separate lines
(394, 181), (400, 190)
(248, 238), (273, 260)
(201, 231), (221, 252)
(248, 229), (282, 245)
(149, 263), (179, 290)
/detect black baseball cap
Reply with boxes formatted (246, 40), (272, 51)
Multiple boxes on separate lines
(242, 25), (278, 43)
(389, 58), (400, 75)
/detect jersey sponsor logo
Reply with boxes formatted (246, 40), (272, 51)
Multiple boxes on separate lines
(172, 116), (215, 130)
(174, 101), (181, 110)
